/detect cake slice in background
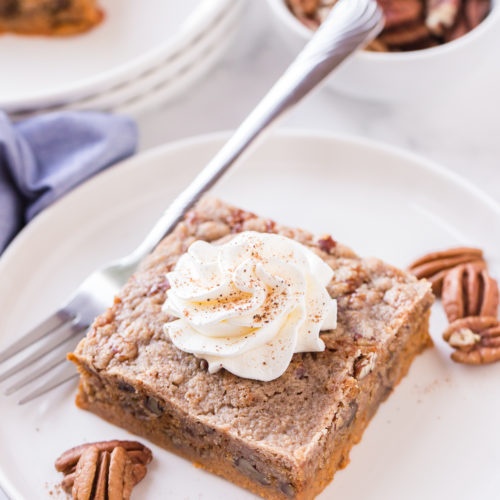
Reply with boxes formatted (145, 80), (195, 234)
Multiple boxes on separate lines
(0, 0), (102, 36)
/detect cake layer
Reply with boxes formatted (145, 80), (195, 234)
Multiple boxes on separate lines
(69, 198), (434, 499)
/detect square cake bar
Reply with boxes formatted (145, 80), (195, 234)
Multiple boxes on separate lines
(69, 198), (433, 499)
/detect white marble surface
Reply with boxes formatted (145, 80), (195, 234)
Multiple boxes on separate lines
(136, 0), (500, 206)
(1, 2), (500, 499)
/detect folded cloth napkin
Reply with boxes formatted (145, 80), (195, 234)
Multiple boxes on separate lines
(0, 110), (137, 253)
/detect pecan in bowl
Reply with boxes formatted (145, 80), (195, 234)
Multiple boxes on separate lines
(284, 0), (493, 51)
(267, 0), (499, 101)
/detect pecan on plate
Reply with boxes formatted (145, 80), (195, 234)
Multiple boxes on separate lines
(55, 440), (152, 499)
(443, 316), (500, 364)
(441, 262), (499, 322)
(408, 246), (485, 296)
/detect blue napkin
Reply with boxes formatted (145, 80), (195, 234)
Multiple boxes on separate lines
(0, 110), (137, 253)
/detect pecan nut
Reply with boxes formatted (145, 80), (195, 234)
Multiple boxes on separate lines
(442, 0), (491, 42)
(55, 440), (152, 499)
(464, 0), (491, 29)
(443, 7), (469, 41)
(71, 446), (100, 500)
(426, 0), (461, 35)
(441, 262), (499, 322)
(407, 246), (484, 296)
(108, 446), (135, 500)
(286, 0), (323, 28)
(287, 0), (492, 51)
(443, 316), (500, 364)
(378, 22), (432, 48)
(379, 0), (424, 29)
(287, 0), (321, 17)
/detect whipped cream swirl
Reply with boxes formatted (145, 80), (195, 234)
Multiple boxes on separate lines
(163, 231), (337, 381)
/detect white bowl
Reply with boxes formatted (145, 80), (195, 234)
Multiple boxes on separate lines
(266, 0), (500, 102)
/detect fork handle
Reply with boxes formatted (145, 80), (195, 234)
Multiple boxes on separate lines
(123, 0), (383, 268)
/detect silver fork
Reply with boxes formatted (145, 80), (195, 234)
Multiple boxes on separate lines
(0, 0), (383, 404)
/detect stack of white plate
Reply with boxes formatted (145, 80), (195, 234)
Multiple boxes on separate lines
(0, 0), (244, 119)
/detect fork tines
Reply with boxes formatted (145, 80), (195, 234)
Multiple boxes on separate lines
(0, 310), (87, 404)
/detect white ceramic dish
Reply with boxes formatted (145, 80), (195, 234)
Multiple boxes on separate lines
(118, 12), (241, 118)
(0, 132), (500, 499)
(82, 0), (242, 116)
(0, 0), (234, 112)
(10, 0), (243, 119)
(266, 0), (500, 101)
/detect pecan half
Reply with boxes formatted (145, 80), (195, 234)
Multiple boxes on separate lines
(365, 38), (390, 52)
(464, 0), (491, 29)
(378, 0), (424, 29)
(72, 446), (99, 500)
(407, 246), (484, 296)
(287, 0), (492, 51)
(55, 440), (151, 474)
(443, 316), (500, 364)
(442, 0), (491, 42)
(108, 446), (135, 500)
(375, 0), (435, 50)
(286, 0), (321, 17)
(94, 451), (110, 500)
(55, 440), (152, 499)
(426, 0), (461, 35)
(0, 0), (19, 17)
(443, 7), (469, 41)
(378, 22), (432, 48)
(441, 263), (499, 322)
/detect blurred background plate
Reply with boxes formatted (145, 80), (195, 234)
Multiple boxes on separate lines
(0, 0), (239, 114)
(8, 0), (243, 119)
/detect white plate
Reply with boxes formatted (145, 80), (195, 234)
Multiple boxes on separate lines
(0, 0), (233, 112)
(9, 0), (243, 119)
(75, 0), (243, 116)
(0, 132), (499, 500)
